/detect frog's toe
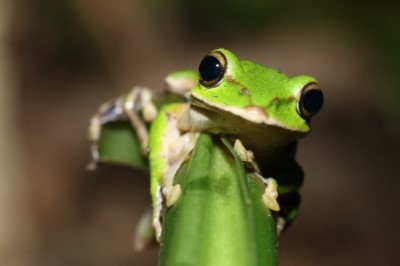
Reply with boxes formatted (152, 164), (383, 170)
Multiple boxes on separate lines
(163, 184), (182, 207)
(234, 139), (252, 162)
(262, 178), (280, 211)
(276, 216), (286, 237)
(262, 193), (280, 212)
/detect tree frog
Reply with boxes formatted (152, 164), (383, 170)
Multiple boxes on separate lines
(88, 48), (323, 242)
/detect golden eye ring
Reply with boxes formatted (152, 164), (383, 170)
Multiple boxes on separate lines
(298, 82), (324, 119)
(198, 51), (227, 87)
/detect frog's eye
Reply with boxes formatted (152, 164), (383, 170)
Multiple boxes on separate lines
(198, 51), (227, 87)
(298, 83), (324, 119)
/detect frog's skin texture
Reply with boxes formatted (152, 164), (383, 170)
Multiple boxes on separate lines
(88, 48), (323, 242)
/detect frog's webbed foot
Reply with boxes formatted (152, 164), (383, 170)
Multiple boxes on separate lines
(233, 139), (280, 212)
(87, 86), (157, 170)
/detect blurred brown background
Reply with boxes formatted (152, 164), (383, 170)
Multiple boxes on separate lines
(1, 0), (399, 265)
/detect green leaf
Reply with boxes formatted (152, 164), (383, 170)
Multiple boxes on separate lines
(94, 121), (277, 264)
(94, 93), (185, 170)
(159, 134), (277, 266)
(97, 121), (148, 169)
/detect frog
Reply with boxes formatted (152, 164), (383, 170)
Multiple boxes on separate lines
(87, 48), (324, 243)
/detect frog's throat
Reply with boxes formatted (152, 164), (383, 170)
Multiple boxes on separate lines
(190, 94), (308, 134)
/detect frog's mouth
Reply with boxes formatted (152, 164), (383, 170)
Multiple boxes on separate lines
(190, 94), (308, 133)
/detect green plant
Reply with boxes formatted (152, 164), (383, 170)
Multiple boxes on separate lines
(95, 123), (277, 265)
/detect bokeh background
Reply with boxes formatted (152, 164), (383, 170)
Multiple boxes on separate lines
(1, 0), (399, 265)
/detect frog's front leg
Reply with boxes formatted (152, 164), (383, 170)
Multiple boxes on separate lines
(149, 103), (198, 241)
(87, 86), (157, 170)
(233, 139), (280, 212)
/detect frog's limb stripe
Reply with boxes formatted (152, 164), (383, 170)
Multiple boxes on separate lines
(87, 86), (157, 170)
(149, 103), (198, 242)
(152, 185), (163, 242)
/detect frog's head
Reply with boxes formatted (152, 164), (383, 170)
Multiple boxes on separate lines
(190, 48), (324, 135)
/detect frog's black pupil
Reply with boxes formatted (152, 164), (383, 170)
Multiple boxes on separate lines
(199, 56), (222, 82)
(303, 89), (324, 114)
